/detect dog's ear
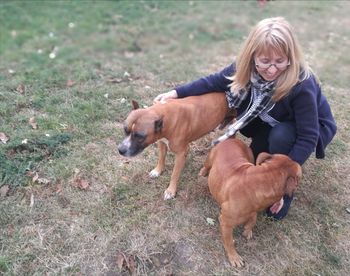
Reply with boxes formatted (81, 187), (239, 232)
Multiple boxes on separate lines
(154, 118), (163, 133)
(131, 100), (140, 110)
(285, 176), (298, 197)
(285, 162), (302, 196)
(256, 152), (272, 165)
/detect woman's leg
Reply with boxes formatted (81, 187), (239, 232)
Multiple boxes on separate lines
(266, 121), (297, 220)
(239, 118), (272, 159)
(268, 121), (296, 155)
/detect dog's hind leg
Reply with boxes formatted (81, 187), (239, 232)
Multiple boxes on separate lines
(242, 213), (257, 240)
(219, 213), (244, 267)
(149, 140), (168, 178)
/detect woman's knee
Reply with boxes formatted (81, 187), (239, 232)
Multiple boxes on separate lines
(268, 122), (296, 155)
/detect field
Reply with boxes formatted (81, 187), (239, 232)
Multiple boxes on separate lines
(0, 1), (349, 275)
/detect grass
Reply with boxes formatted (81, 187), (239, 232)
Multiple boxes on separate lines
(1, 1), (350, 275)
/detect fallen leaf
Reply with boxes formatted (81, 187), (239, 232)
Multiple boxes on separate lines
(0, 185), (9, 197)
(16, 84), (26, 94)
(128, 255), (136, 275)
(116, 253), (125, 270)
(32, 172), (39, 183)
(0, 132), (9, 143)
(29, 117), (38, 129)
(73, 177), (90, 190)
(37, 177), (50, 185)
(55, 184), (63, 194)
(206, 217), (215, 226)
(26, 171), (35, 177)
(66, 79), (75, 87)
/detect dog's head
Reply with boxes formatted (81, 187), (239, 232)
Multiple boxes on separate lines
(118, 100), (163, 157)
(256, 153), (302, 197)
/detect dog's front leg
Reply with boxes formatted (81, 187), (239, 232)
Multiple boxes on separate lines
(164, 149), (187, 200)
(219, 214), (244, 267)
(149, 140), (168, 178)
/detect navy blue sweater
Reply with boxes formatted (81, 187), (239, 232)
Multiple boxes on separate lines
(175, 63), (337, 165)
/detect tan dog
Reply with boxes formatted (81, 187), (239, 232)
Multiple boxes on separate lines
(199, 138), (302, 267)
(118, 93), (234, 200)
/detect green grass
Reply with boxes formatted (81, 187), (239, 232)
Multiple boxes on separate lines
(1, 1), (349, 275)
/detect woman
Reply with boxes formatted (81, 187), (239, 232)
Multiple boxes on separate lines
(154, 17), (337, 220)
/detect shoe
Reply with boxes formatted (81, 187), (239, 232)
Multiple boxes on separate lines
(266, 194), (294, 220)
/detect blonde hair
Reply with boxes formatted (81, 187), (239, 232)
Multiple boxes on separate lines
(230, 17), (313, 102)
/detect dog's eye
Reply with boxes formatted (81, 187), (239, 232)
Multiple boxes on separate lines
(133, 133), (146, 142)
(124, 126), (130, 135)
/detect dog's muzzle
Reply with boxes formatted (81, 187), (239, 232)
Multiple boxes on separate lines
(117, 139), (145, 157)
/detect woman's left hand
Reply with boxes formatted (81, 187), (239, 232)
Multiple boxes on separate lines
(269, 197), (284, 214)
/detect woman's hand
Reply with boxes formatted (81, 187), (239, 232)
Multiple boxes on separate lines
(269, 197), (284, 214)
(153, 90), (178, 104)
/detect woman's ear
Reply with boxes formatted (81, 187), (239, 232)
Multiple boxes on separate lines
(256, 152), (272, 165)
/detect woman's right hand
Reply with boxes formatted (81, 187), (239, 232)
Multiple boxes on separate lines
(153, 90), (178, 104)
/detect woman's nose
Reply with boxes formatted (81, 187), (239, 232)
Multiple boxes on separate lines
(267, 65), (278, 74)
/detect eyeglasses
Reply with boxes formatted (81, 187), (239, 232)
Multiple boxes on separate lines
(255, 60), (290, 70)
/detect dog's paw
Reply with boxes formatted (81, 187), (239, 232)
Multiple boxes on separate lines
(242, 229), (253, 240)
(198, 167), (208, 177)
(149, 169), (161, 178)
(228, 254), (244, 268)
(163, 190), (175, 200)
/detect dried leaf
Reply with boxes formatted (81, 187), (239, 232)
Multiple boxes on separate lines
(37, 177), (50, 184)
(29, 117), (38, 129)
(0, 185), (9, 197)
(206, 217), (215, 226)
(32, 172), (39, 183)
(55, 184), (62, 194)
(74, 177), (90, 190)
(116, 253), (125, 270)
(0, 132), (9, 144)
(16, 84), (26, 94)
(66, 79), (75, 87)
(128, 255), (136, 274)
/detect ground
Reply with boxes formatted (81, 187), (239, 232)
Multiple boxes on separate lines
(0, 1), (349, 275)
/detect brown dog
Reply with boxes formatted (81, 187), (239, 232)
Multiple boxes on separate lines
(199, 138), (302, 267)
(118, 93), (233, 200)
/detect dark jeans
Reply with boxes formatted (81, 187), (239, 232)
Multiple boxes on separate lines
(239, 117), (296, 220)
(239, 117), (296, 159)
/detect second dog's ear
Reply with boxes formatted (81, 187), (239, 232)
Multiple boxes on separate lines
(131, 100), (139, 110)
(154, 118), (163, 133)
(256, 152), (272, 165)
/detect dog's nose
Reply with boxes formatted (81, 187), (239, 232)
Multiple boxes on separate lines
(118, 144), (127, 155)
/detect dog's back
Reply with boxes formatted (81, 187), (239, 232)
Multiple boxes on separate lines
(152, 93), (230, 144)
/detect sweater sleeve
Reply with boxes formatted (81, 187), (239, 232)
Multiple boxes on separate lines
(175, 64), (235, 98)
(288, 77), (320, 165)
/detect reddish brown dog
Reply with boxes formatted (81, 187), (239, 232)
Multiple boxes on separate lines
(118, 93), (234, 200)
(199, 138), (302, 267)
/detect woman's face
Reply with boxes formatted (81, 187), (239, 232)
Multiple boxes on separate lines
(254, 51), (289, 81)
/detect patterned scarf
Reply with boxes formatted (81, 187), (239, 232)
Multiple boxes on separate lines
(212, 71), (276, 145)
